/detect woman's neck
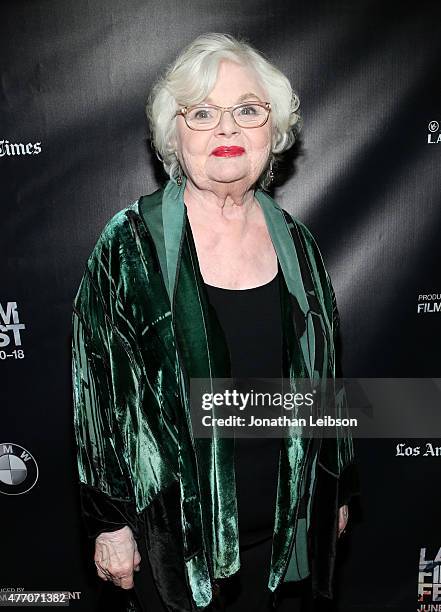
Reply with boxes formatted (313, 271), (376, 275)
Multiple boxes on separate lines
(182, 177), (260, 224)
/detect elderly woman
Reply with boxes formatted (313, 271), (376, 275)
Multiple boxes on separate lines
(72, 33), (359, 612)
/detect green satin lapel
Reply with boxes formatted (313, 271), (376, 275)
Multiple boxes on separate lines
(254, 189), (310, 317)
(162, 178), (187, 306)
(171, 195), (240, 581)
(255, 189), (333, 383)
(140, 179), (214, 607)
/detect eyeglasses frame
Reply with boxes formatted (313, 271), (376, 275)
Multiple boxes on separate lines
(175, 101), (272, 131)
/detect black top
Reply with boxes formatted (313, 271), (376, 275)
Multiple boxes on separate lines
(204, 267), (283, 548)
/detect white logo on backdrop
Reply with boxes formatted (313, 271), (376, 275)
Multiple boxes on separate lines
(427, 121), (441, 143)
(0, 140), (42, 156)
(417, 293), (441, 314)
(0, 302), (25, 360)
(0, 443), (39, 495)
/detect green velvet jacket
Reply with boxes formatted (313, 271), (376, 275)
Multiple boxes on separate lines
(72, 177), (359, 611)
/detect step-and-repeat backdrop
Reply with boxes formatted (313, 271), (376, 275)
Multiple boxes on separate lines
(1, 1), (440, 610)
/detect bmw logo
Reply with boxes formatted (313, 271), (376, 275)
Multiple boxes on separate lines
(0, 443), (39, 495)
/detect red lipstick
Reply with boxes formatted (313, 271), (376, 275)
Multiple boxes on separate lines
(211, 146), (245, 157)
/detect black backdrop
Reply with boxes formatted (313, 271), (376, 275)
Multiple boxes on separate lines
(1, 1), (441, 610)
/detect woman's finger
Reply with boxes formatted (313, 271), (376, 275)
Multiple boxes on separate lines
(119, 572), (135, 590)
(95, 563), (110, 581)
(337, 505), (349, 537)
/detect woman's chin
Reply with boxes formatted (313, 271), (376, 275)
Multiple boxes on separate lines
(206, 170), (250, 185)
(204, 158), (251, 184)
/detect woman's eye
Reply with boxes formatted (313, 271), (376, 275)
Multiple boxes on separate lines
(238, 105), (258, 115)
(194, 109), (213, 120)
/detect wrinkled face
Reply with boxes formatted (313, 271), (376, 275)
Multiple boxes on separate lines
(174, 60), (272, 189)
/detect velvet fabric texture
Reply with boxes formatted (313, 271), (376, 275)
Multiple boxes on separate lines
(72, 178), (359, 611)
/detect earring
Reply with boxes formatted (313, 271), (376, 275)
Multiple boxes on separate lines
(175, 152), (183, 186)
(268, 157), (275, 184)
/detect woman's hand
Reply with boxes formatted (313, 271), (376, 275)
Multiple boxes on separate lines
(338, 504), (349, 538)
(94, 525), (141, 589)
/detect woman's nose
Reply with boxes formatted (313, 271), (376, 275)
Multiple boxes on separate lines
(215, 110), (240, 136)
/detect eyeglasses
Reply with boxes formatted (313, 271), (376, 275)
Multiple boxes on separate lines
(175, 101), (271, 131)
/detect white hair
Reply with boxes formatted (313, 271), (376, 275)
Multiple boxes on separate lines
(146, 32), (301, 190)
